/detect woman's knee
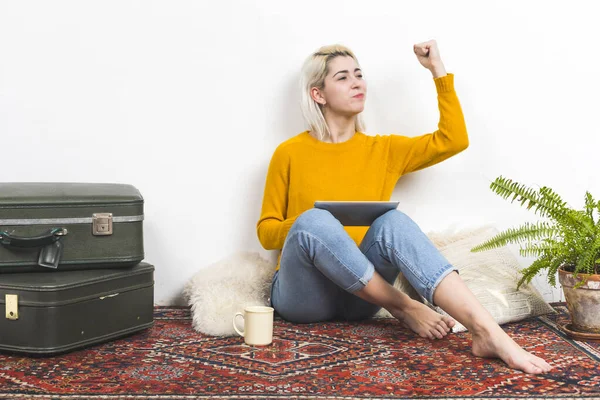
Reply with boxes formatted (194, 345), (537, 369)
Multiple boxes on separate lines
(372, 209), (418, 231)
(291, 208), (339, 233)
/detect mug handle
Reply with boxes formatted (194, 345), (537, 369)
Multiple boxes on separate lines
(233, 312), (245, 337)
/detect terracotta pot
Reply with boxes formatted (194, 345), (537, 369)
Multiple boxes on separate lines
(558, 267), (600, 333)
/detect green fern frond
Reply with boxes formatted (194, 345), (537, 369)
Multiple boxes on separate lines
(573, 235), (600, 278)
(547, 256), (567, 287)
(490, 177), (572, 222)
(556, 208), (596, 236)
(555, 190), (596, 235)
(471, 221), (557, 253)
(490, 177), (547, 215)
(585, 191), (596, 223)
(538, 186), (568, 213)
(517, 256), (552, 288)
(518, 242), (561, 258)
(536, 186), (595, 235)
(574, 210), (595, 232)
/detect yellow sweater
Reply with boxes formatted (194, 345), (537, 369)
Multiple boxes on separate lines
(257, 73), (469, 271)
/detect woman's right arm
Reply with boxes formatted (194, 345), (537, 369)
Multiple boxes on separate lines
(256, 145), (297, 250)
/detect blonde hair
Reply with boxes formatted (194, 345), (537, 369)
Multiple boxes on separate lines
(299, 44), (366, 141)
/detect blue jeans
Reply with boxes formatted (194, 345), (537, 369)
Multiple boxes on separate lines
(270, 208), (457, 323)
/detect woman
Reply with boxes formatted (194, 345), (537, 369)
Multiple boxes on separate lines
(256, 41), (552, 374)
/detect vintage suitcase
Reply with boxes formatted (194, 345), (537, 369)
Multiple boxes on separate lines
(0, 183), (144, 273)
(0, 262), (154, 355)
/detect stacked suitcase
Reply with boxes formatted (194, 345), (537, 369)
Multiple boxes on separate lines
(0, 183), (154, 355)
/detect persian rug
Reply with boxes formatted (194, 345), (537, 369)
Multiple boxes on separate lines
(0, 303), (598, 399)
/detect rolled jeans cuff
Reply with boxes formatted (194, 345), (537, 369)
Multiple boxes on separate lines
(425, 264), (459, 306)
(345, 261), (375, 293)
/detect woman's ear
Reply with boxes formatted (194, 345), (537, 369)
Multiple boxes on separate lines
(310, 87), (326, 106)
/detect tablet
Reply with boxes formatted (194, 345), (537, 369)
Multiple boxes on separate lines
(314, 200), (400, 226)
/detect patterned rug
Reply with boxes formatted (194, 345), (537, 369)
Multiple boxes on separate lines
(0, 303), (598, 399)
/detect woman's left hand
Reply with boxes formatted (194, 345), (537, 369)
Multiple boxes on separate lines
(414, 39), (446, 77)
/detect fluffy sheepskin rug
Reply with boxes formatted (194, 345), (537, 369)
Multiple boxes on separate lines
(183, 251), (275, 336)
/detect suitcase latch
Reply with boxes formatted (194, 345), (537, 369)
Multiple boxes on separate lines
(5, 294), (18, 320)
(92, 213), (113, 236)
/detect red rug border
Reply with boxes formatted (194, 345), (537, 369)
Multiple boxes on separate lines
(0, 395), (597, 400)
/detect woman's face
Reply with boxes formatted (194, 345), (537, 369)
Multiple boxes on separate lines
(312, 56), (366, 117)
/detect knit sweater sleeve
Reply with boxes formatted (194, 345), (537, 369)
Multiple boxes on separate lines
(387, 73), (469, 176)
(256, 145), (298, 250)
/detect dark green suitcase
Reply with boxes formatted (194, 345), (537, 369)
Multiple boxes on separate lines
(0, 183), (144, 273)
(0, 262), (154, 355)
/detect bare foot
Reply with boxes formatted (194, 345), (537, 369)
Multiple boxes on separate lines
(388, 299), (456, 339)
(472, 325), (553, 374)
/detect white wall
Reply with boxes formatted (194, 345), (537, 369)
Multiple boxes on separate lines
(1, 0), (598, 305)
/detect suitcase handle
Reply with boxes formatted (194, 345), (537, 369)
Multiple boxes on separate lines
(0, 228), (68, 249)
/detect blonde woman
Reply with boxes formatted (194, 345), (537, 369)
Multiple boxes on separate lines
(256, 41), (552, 374)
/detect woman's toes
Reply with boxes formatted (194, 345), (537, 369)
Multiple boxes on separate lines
(514, 356), (552, 375)
(438, 320), (451, 333)
(528, 364), (542, 374)
(533, 358), (552, 372)
(435, 324), (448, 338)
(527, 354), (550, 371)
(443, 316), (455, 328)
(529, 361), (547, 374)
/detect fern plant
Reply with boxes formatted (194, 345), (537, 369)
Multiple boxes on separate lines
(471, 176), (600, 289)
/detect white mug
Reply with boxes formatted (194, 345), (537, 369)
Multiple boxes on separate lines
(233, 306), (274, 346)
